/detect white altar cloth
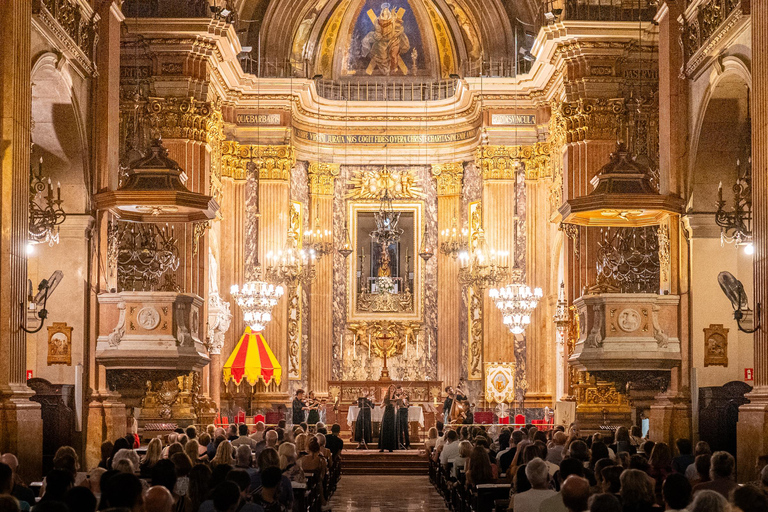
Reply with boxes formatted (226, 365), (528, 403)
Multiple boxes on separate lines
(346, 405), (425, 427)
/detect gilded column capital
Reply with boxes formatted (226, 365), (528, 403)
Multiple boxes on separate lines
(431, 162), (464, 196)
(308, 163), (341, 196)
(475, 143), (552, 181)
(221, 141), (295, 181)
(557, 98), (626, 143)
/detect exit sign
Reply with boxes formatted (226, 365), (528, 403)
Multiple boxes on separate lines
(745, 368), (754, 381)
(26, 370), (33, 381)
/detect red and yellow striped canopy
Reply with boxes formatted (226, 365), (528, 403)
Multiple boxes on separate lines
(222, 327), (282, 386)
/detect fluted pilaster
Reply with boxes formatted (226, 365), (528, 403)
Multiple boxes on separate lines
(308, 163), (339, 394)
(432, 163), (463, 388)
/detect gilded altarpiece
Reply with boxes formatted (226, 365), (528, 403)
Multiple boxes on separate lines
(332, 165), (438, 382)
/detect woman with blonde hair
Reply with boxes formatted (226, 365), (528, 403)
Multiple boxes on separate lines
(278, 442), (306, 483)
(210, 440), (234, 467)
(425, 427), (439, 454)
(295, 433), (309, 457)
(184, 439), (200, 465)
(452, 440), (472, 478)
(140, 438), (163, 477)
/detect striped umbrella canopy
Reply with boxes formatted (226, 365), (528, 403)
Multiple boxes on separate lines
(222, 327), (282, 386)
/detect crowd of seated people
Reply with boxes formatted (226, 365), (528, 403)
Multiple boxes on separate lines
(0, 421), (344, 512)
(427, 421), (768, 512)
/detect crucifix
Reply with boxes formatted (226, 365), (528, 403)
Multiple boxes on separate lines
(374, 330), (398, 381)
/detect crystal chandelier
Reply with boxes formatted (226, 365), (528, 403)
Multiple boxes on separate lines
(489, 272), (543, 335)
(440, 214), (469, 258)
(29, 154), (66, 246)
(457, 227), (509, 290)
(370, 188), (403, 247)
(230, 281), (284, 332)
(111, 221), (180, 292)
(265, 237), (317, 287)
(304, 206), (333, 257)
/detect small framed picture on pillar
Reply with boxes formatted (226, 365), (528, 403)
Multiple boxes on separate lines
(47, 322), (73, 366)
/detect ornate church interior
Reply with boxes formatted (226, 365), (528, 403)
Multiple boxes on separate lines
(1, 0), (767, 510)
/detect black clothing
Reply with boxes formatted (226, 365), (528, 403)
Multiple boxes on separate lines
(325, 433), (344, 457)
(292, 397), (305, 425)
(378, 399), (397, 451)
(396, 407), (410, 448)
(12, 484), (35, 507)
(443, 396), (453, 416)
(354, 397), (373, 445)
(307, 406), (320, 425)
(499, 447), (517, 474)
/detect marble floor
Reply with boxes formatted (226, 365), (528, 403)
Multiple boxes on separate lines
(329, 475), (448, 511)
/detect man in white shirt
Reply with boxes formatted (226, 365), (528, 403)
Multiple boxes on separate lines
(231, 424), (258, 450)
(512, 458), (556, 512)
(249, 421), (266, 442)
(439, 430), (461, 466)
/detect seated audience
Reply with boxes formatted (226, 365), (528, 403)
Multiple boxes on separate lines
(692, 451), (738, 499)
(511, 458), (556, 512)
(689, 489), (729, 512)
(662, 473), (692, 512)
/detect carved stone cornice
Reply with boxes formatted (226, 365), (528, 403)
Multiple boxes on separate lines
(558, 98), (626, 143)
(475, 143), (552, 181)
(33, 0), (99, 75)
(221, 142), (295, 181)
(308, 163), (340, 196)
(431, 163), (464, 196)
(679, 0), (747, 79)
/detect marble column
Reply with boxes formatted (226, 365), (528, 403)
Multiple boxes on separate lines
(0, 0), (42, 480)
(85, 2), (128, 469)
(648, 0), (691, 448)
(738, 0), (768, 483)
(307, 164), (339, 394)
(243, 146), (294, 401)
(432, 163), (463, 389)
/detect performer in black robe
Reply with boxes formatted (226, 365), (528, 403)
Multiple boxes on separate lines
(292, 389), (306, 425)
(378, 386), (398, 452)
(306, 390), (321, 425)
(354, 389), (373, 448)
(395, 385), (410, 449)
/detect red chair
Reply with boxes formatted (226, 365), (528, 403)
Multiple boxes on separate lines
(514, 414), (525, 427)
(499, 416), (510, 425)
(234, 411), (246, 423)
(253, 414), (266, 424)
(532, 419), (546, 427)
(215, 415), (228, 427)
(265, 411), (281, 425)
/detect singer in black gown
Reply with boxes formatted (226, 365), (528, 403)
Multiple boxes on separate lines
(378, 391), (398, 452)
(354, 395), (373, 446)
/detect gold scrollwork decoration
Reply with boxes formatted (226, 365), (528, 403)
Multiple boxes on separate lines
(346, 321), (422, 359)
(287, 285), (302, 380)
(347, 167), (423, 200)
(431, 162), (464, 196)
(221, 141), (295, 181)
(308, 163), (341, 196)
(475, 143), (552, 181)
(468, 288), (483, 380)
(192, 221), (210, 257)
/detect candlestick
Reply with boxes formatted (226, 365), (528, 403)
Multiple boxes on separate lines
(353, 334), (357, 357)
(368, 333), (371, 359)
(56, 182), (61, 201)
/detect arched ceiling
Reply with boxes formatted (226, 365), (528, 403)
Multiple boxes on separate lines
(234, 0), (535, 79)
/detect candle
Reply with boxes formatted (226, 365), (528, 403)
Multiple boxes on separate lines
(353, 334), (357, 357)
(57, 182), (61, 201)
(368, 333), (371, 359)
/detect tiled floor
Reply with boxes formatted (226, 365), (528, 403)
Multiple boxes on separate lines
(329, 475), (448, 511)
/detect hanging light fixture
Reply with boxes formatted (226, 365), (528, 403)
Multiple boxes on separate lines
(370, 189), (403, 247)
(29, 151), (66, 246)
(419, 223), (433, 262)
(716, 88), (752, 252)
(553, 281), (570, 335)
(230, 71), (283, 333)
(489, 270), (543, 335)
(440, 213), (469, 258)
(458, 226), (508, 289)
(339, 97), (353, 259)
(304, 204), (333, 257)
